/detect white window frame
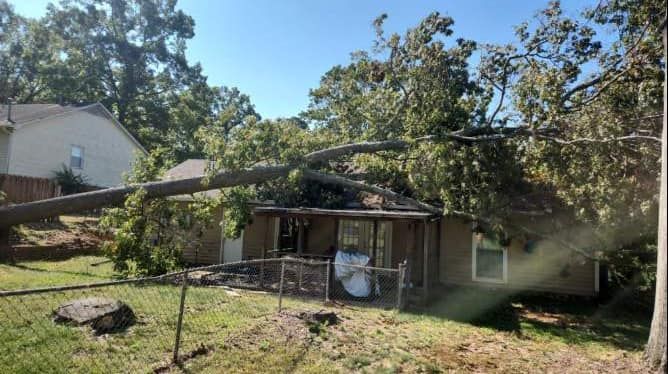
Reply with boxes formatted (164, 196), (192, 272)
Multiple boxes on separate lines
(471, 234), (508, 284)
(70, 145), (84, 169)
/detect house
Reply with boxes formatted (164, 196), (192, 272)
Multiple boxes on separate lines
(0, 103), (147, 188)
(166, 159), (600, 299)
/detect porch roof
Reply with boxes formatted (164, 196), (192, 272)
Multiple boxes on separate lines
(253, 206), (435, 220)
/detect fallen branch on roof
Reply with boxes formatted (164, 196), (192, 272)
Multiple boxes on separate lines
(303, 168), (595, 259)
(0, 129), (654, 229)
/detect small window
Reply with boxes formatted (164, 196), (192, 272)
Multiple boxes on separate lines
(70, 145), (84, 169)
(472, 235), (507, 283)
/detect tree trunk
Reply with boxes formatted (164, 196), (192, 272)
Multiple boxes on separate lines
(645, 22), (667, 373)
(0, 139), (422, 228)
(0, 165), (291, 227)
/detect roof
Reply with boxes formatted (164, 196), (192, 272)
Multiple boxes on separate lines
(253, 206), (434, 220)
(164, 159), (211, 180)
(163, 159), (432, 215)
(0, 102), (147, 154)
(163, 159), (221, 199)
(0, 103), (82, 125)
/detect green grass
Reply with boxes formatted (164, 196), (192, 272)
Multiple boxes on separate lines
(0, 257), (652, 373)
(0, 256), (115, 290)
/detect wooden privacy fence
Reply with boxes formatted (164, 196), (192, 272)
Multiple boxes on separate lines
(0, 174), (61, 204)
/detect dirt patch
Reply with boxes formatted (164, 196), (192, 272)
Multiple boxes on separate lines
(224, 310), (340, 351)
(153, 344), (214, 373)
(429, 330), (648, 373)
(9, 215), (105, 261)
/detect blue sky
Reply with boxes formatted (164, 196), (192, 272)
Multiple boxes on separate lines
(11, 0), (597, 119)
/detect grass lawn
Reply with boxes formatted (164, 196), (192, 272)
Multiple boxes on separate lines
(0, 256), (652, 373)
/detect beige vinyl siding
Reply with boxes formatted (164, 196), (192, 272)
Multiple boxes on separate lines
(177, 205), (223, 265)
(242, 214), (276, 260)
(7, 106), (142, 187)
(0, 132), (9, 173)
(440, 217), (596, 296)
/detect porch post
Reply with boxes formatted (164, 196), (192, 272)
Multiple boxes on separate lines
(372, 220), (378, 266)
(297, 218), (304, 255)
(422, 220), (429, 303)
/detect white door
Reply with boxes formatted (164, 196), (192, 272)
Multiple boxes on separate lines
(223, 230), (244, 263)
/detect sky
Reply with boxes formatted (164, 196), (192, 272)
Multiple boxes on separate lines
(10, 0), (597, 120)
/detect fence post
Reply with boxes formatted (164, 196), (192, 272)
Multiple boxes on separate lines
(259, 257), (265, 289)
(173, 270), (189, 364)
(278, 259), (286, 312)
(297, 259), (303, 293)
(324, 259), (331, 303)
(396, 263), (405, 310)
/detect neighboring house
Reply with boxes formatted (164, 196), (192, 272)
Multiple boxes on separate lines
(166, 159), (600, 299)
(0, 103), (147, 187)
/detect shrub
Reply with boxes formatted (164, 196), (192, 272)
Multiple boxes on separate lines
(52, 164), (90, 194)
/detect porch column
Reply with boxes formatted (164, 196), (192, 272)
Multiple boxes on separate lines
(297, 218), (304, 255)
(372, 220), (378, 265)
(423, 220), (429, 302)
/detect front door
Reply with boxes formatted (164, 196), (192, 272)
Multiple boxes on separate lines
(223, 230), (244, 263)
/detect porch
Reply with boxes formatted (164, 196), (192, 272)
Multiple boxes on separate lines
(252, 206), (441, 302)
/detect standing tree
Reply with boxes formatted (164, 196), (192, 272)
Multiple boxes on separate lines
(0, 1), (64, 103)
(646, 18), (666, 374)
(43, 0), (205, 147)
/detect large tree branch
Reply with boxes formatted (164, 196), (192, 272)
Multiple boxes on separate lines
(302, 169), (595, 259)
(0, 128), (659, 227)
(301, 169), (443, 215)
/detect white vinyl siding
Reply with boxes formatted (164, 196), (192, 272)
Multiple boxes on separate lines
(6, 108), (142, 187)
(0, 132), (9, 173)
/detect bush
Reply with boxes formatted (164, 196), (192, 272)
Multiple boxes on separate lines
(52, 164), (90, 194)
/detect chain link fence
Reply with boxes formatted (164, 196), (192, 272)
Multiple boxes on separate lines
(0, 258), (406, 372)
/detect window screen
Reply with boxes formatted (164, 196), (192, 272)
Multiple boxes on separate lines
(473, 236), (506, 282)
(70, 146), (83, 168)
(475, 247), (504, 280)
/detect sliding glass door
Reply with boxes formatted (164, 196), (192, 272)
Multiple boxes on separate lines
(337, 219), (392, 267)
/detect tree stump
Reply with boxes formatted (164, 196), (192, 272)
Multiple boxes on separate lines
(297, 310), (339, 326)
(53, 297), (135, 334)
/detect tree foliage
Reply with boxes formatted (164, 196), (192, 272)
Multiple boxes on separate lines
(100, 148), (220, 276)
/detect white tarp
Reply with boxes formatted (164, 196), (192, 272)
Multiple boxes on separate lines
(334, 250), (372, 297)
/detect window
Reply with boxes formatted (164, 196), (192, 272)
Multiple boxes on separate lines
(337, 219), (392, 267)
(70, 145), (84, 169)
(338, 220), (361, 249)
(472, 235), (507, 283)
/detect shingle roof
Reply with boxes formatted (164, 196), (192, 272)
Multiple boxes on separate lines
(163, 159), (426, 213)
(163, 159), (210, 180)
(0, 103), (87, 125)
(163, 159), (221, 199)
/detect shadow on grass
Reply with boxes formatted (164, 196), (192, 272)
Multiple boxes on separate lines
(8, 263), (113, 281)
(406, 286), (650, 351)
